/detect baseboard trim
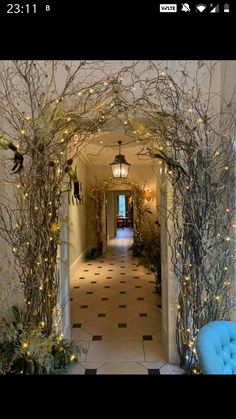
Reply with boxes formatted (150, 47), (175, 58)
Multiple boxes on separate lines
(70, 247), (89, 276)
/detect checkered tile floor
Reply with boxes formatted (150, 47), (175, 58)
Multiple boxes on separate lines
(68, 228), (184, 375)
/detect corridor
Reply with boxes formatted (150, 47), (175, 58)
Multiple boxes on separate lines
(69, 228), (183, 374)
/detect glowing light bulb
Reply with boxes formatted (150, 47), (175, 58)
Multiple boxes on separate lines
(225, 166), (229, 170)
(21, 129), (25, 135)
(188, 108), (192, 113)
(22, 342), (28, 348)
(89, 88), (94, 94)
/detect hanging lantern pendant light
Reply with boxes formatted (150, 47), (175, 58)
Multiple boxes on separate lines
(110, 141), (130, 179)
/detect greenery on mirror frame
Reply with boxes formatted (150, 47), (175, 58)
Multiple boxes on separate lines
(0, 306), (85, 375)
(136, 219), (161, 296)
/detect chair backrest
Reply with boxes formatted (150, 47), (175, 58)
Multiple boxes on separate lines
(196, 321), (236, 374)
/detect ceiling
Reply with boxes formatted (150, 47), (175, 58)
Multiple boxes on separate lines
(80, 131), (153, 166)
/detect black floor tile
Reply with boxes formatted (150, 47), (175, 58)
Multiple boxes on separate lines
(79, 277), (85, 279)
(119, 305), (126, 308)
(106, 277), (112, 279)
(73, 286), (80, 289)
(101, 297), (109, 301)
(134, 277), (140, 279)
(87, 263), (92, 266)
(98, 313), (106, 317)
(146, 273), (152, 275)
(84, 369), (97, 374)
(95, 273), (100, 275)
(73, 323), (82, 328)
(108, 270), (113, 272)
(81, 305), (88, 309)
(148, 369), (160, 375)
(84, 270), (89, 272)
(97, 266), (102, 268)
(120, 291), (126, 294)
(139, 313), (148, 317)
(104, 286), (111, 288)
(135, 286), (141, 288)
(86, 291), (93, 294)
(157, 304), (162, 308)
(143, 335), (153, 340)
(137, 297), (144, 301)
(92, 336), (102, 341)
(70, 298), (73, 301)
(120, 273), (126, 275)
(120, 281), (126, 283)
(149, 281), (155, 284)
(118, 323), (127, 328)
(133, 269), (138, 271)
(91, 281), (97, 284)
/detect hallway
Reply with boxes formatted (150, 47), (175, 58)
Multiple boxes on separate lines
(69, 228), (183, 374)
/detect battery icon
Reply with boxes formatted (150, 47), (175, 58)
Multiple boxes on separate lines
(224, 3), (230, 12)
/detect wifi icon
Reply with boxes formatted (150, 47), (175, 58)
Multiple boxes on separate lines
(196, 3), (207, 12)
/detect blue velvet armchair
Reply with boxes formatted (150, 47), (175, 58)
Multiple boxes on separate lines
(196, 321), (236, 374)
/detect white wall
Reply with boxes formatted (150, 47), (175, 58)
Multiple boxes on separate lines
(68, 156), (88, 270)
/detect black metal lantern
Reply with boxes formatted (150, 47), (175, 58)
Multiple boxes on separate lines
(110, 141), (130, 179)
